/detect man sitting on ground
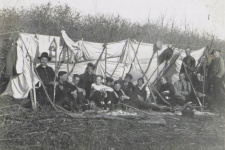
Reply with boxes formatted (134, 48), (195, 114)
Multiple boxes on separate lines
(106, 80), (129, 110)
(158, 75), (175, 106)
(71, 74), (89, 111)
(121, 73), (135, 98)
(79, 63), (96, 98)
(174, 73), (191, 105)
(105, 77), (114, 88)
(55, 71), (74, 111)
(89, 75), (113, 110)
(134, 78), (150, 101)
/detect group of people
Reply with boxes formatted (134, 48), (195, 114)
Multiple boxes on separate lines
(158, 48), (225, 112)
(32, 47), (225, 112)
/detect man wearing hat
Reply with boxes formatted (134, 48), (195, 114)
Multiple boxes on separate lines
(180, 48), (196, 81)
(208, 49), (225, 110)
(36, 52), (55, 104)
(121, 73), (135, 97)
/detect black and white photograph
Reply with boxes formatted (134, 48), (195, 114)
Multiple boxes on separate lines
(0, 0), (224, 149)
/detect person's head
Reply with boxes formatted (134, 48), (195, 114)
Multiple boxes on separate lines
(58, 71), (67, 82)
(179, 73), (185, 81)
(96, 75), (103, 85)
(38, 52), (51, 66)
(161, 75), (168, 84)
(124, 73), (133, 83)
(114, 80), (122, 91)
(86, 63), (95, 75)
(106, 77), (114, 87)
(73, 74), (80, 85)
(212, 49), (221, 58)
(196, 73), (203, 81)
(185, 48), (191, 56)
(137, 78), (144, 86)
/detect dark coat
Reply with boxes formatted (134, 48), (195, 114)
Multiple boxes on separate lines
(78, 72), (96, 98)
(180, 55), (196, 80)
(36, 65), (55, 86)
(6, 43), (18, 76)
(121, 81), (135, 97)
(134, 85), (147, 100)
(159, 82), (175, 98)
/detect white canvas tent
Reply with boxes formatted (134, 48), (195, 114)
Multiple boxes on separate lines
(2, 31), (206, 99)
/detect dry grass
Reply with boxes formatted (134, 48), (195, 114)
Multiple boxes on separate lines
(0, 95), (224, 150)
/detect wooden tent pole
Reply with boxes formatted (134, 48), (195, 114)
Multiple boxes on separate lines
(95, 43), (107, 71)
(105, 46), (107, 84)
(110, 40), (128, 77)
(128, 40), (141, 73)
(66, 45), (70, 76)
(183, 62), (202, 107)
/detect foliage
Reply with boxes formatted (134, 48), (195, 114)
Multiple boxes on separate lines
(0, 3), (224, 58)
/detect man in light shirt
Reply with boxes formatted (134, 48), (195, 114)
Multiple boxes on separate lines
(89, 75), (113, 109)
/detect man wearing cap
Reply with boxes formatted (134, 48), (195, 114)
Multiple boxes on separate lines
(121, 73), (135, 97)
(78, 63), (96, 98)
(180, 48), (196, 81)
(208, 49), (225, 110)
(36, 52), (55, 104)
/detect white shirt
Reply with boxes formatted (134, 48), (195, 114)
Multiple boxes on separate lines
(91, 83), (113, 92)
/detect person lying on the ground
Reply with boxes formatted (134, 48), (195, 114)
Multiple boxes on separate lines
(174, 73), (191, 105)
(89, 75), (113, 110)
(158, 75), (176, 106)
(36, 52), (55, 105)
(134, 78), (150, 101)
(121, 73), (135, 97)
(55, 71), (75, 111)
(70, 74), (89, 111)
(78, 62), (96, 98)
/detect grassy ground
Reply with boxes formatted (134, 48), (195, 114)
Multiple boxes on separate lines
(0, 95), (224, 150)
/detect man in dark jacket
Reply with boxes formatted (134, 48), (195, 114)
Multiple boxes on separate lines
(36, 52), (55, 104)
(180, 48), (196, 81)
(78, 63), (96, 98)
(158, 75), (176, 106)
(55, 71), (75, 111)
(121, 73), (135, 97)
(134, 78), (150, 101)
(208, 49), (225, 110)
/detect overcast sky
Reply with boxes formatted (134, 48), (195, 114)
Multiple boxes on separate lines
(0, 0), (225, 40)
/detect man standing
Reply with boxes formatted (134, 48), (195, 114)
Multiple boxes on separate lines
(36, 52), (55, 104)
(208, 49), (225, 110)
(78, 63), (96, 98)
(174, 73), (191, 105)
(180, 48), (196, 81)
